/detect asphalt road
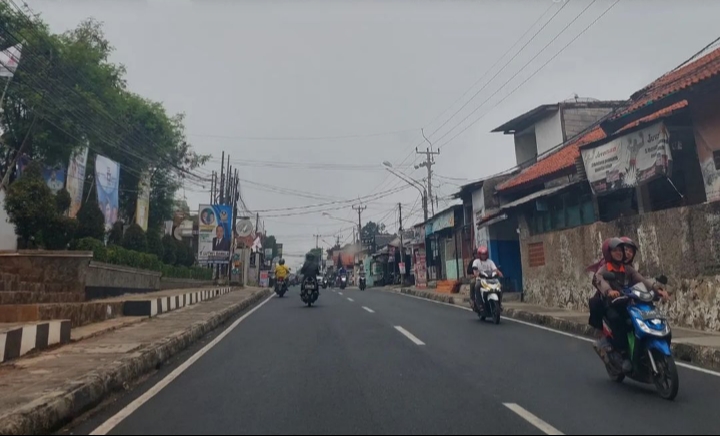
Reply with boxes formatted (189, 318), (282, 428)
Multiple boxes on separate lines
(79, 286), (720, 435)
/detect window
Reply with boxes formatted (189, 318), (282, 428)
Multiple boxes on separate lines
(528, 242), (545, 267)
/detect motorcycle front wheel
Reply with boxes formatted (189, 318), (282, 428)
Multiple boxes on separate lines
(490, 300), (501, 325)
(652, 352), (679, 401)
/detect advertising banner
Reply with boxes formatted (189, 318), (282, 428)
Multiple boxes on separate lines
(42, 164), (66, 195)
(135, 171), (151, 231)
(198, 204), (233, 264)
(581, 122), (672, 195)
(692, 100), (720, 203)
(66, 147), (88, 218)
(95, 155), (120, 231)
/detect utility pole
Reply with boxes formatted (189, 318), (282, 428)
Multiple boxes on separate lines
(398, 202), (404, 283)
(219, 151), (225, 205)
(416, 140), (439, 216)
(352, 203), (367, 244)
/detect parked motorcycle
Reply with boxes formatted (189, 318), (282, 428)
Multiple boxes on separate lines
(301, 276), (320, 307)
(359, 275), (367, 291)
(474, 271), (502, 325)
(597, 274), (678, 400)
(275, 277), (288, 298)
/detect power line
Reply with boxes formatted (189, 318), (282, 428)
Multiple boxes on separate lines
(187, 127), (418, 142)
(437, 0), (619, 150)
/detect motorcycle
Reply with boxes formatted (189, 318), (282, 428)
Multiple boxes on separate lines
(274, 277), (288, 298)
(359, 275), (366, 291)
(597, 274), (678, 400)
(473, 271), (502, 325)
(339, 275), (347, 290)
(301, 276), (320, 307)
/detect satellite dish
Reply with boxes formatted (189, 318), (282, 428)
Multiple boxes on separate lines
(237, 219), (253, 237)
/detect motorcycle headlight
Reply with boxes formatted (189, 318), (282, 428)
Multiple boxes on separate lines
(635, 318), (671, 337)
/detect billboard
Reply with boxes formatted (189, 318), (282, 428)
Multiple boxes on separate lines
(66, 147), (88, 218)
(135, 171), (151, 231)
(95, 155), (120, 231)
(581, 122), (672, 195)
(198, 204), (233, 264)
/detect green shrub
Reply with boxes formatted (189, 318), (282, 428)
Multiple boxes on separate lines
(147, 227), (164, 259)
(55, 189), (72, 214)
(76, 194), (105, 240)
(70, 237), (212, 280)
(161, 234), (177, 265)
(72, 237), (108, 262)
(41, 215), (78, 250)
(122, 223), (148, 252)
(108, 221), (124, 246)
(4, 161), (56, 245)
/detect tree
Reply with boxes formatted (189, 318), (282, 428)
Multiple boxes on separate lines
(122, 223), (148, 252)
(76, 191), (105, 240)
(3, 161), (56, 246)
(306, 248), (323, 261)
(0, 10), (209, 229)
(55, 189), (72, 215)
(265, 235), (278, 258)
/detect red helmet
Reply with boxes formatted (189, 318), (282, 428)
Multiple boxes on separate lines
(477, 246), (489, 260)
(603, 237), (625, 263)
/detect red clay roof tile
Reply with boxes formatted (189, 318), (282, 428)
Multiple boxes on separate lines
(496, 127), (605, 192)
(613, 47), (720, 120)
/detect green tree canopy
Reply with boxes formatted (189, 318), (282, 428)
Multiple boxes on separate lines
(0, 6), (209, 230)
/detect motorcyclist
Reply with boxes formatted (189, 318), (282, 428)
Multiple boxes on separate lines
(471, 246), (502, 310)
(274, 259), (290, 283)
(594, 238), (669, 372)
(301, 253), (321, 284)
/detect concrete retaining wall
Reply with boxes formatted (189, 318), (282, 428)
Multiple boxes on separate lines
(519, 201), (720, 332)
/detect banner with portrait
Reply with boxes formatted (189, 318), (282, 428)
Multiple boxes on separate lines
(198, 204), (234, 264)
(95, 155), (120, 231)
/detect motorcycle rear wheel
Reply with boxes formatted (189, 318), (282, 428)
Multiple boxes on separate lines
(652, 352), (679, 401)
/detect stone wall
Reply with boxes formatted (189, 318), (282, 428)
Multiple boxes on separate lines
(0, 251), (92, 295)
(85, 262), (161, 300)
(519, 201), (720, 332)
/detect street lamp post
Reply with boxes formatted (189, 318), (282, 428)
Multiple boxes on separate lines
(382, 162), (429, 222)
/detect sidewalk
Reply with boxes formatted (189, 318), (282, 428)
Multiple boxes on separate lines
(392, 286), (720, 372)
(0, 286), (271, 435)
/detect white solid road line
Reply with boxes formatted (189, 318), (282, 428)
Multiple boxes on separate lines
(90, 295), (275, 436)
(394, 326), (425, 346)
(392, 291), (720, 378)
(504, 403), (564, 436)
(362, 306), (375, 314)
(347, 298), (355, 302)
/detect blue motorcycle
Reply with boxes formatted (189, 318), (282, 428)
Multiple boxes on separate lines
(599, 276), (679, 400)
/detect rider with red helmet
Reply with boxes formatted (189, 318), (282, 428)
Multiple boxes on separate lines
(471, 246), (503, 308)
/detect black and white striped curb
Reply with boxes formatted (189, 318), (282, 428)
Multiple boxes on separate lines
(1, 320), (71, 364)
(123, 287), (233, 318)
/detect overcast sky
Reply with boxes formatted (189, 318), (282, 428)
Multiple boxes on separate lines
(26, 0), (720, 268)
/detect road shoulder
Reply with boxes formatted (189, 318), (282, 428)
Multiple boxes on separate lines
(0, 287), (271, 436)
